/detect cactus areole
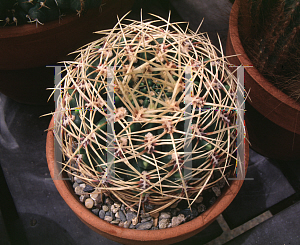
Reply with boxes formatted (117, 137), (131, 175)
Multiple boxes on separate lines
(52, 13), (243, 215)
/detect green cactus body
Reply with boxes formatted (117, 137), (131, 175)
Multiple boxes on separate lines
(28, 3), (59, 23)
(54, 14), (240, 214)
(1, 0), (102, 26)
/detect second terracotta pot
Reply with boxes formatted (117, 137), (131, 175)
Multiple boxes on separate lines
(0, 0), (134, 105)
(226, 0), (300, 160)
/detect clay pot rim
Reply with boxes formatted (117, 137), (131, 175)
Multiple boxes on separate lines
(46, 116), (249, 244)
(228, 0), (300, 131)
(1, 13), (82, 39)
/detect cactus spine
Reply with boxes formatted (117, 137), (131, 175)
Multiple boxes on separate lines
(53, 13), (241, 216)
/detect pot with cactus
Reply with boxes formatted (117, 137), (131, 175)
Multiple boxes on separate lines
(226, 0), (300, 160)
(46, 13), (249, 244)
(0, 0), (134, 104)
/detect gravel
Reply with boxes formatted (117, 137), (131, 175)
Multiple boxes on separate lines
(71, 174), (227, 230)
(159, 212), (171, 220)
(119, 210), (127, 222)
(171, 214), (185, 227)
(136, 221), (153, 230)
(99, 210), (105, 219)
(102, 205), (109, 212)
(159, 218), (170, 229)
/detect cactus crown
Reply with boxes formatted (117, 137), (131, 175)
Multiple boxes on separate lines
(239, 0), (300, 101)
(53, 13), (241, 215)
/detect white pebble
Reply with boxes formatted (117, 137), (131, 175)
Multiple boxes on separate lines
(124, 220), (131, 228)
(85, 198), (94, 209)
(158, 219), (170, 229)
(102, 205), (109, 212)
(171, 214), (185, 227)
(79, 183), (86, 188)
(74, 186), (84, 195)
(104, 216), (113, 222)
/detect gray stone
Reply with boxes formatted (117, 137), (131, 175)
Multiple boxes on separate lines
(102, 205), (109, 212)
(158, 218), (170, 229)
(92, 208), (100, 216)
(129, 223), (136, 229)
(209, 197), (216, 205)
(136, 221), (153, 230)
(171, 214), (185, 227)
(151, 226), (159, 230)
(119, 210), (126, 222)
(118, 221), (125, 227)
(159, 212), (171, 220)
(212, 186), (221, 197)
(83, 185), (94, 193)
(126, 211), (137, 222)
(197, 204), (206, 213)
(179, 208), (198, 221)
(141, 217), (153, 223)
(99, 210), (105, 219)
(105, 211), (112, 217)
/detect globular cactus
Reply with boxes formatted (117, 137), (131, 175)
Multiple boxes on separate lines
(239, 0), (300, 101)
(53, 14), (241, 216)
(0, 0), (102, 26)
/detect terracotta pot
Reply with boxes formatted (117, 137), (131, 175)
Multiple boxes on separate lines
(226, 0), (300, 160)
(0, 0), (134, 70)
(46, 117), (249, 245)
(0, 0), (134, 104)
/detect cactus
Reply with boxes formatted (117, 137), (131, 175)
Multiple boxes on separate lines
(0, 0), (102, 26)
(52, 13), (241, 216)
(239, 0), (300, 101)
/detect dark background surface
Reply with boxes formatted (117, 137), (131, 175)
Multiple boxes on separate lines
(1, 0), (300, 244)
